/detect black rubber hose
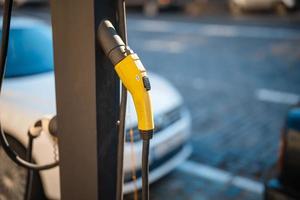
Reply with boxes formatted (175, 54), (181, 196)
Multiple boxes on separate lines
(116, 1), (128, 199)
(0, 0), (59, 171)
(24, 135), (34, 200)
(117, 0), (128, 43)
(0, 0), (13, 92)
(0, 129), (59, 170)
(142, 138), (150, 200)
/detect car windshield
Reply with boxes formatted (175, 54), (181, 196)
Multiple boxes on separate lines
(2, 25), (54, 78)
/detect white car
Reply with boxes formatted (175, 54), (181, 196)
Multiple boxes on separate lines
(0, 18), (192, 199)
(229, 0), (296, 15)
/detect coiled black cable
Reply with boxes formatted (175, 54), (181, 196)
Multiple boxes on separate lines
(0, 0), (59, 171)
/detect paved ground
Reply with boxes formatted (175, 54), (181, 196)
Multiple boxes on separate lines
(124, 13), (300, 199)
(2, 4), (300, 200)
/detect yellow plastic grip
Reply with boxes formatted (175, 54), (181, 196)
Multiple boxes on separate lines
(115, 54), (154, 132)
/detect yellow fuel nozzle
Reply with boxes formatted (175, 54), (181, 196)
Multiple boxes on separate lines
(98, 20), (154, 138)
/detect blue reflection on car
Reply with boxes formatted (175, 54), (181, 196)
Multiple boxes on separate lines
(3, 23), (53, 77)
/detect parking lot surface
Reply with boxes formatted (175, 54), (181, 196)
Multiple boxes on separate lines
(10, 5), (300, 199)
(125, 13), (300, 199)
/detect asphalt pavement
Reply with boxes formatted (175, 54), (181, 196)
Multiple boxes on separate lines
(124, 12), (300, 200)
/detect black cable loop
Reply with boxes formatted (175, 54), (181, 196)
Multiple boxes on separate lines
(0, 126), (59, 170)
(0, 0), (59, 171)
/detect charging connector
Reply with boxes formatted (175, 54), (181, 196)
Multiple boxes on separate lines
(98, 20), (154, 200)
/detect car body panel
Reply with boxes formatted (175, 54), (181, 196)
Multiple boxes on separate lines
(124, 145), (192, 193)
(231, 0), (296, 9)
(123, 109), (191, 171)
(264, 107), (300, 199)
(126, 0), (191, 7)
(0, 17), (53, 78)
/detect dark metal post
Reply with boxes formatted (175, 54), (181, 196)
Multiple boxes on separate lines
(50, 0), (119, 199)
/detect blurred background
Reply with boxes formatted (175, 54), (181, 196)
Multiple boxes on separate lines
(1, 0), (300, 199)
(126, 1), (300, 199)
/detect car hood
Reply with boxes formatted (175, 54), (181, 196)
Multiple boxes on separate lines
(0, 71), (182, 135)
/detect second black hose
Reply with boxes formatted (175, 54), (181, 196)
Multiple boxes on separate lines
(142, 138), (150, 200)
(116, 0), (128, 200)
